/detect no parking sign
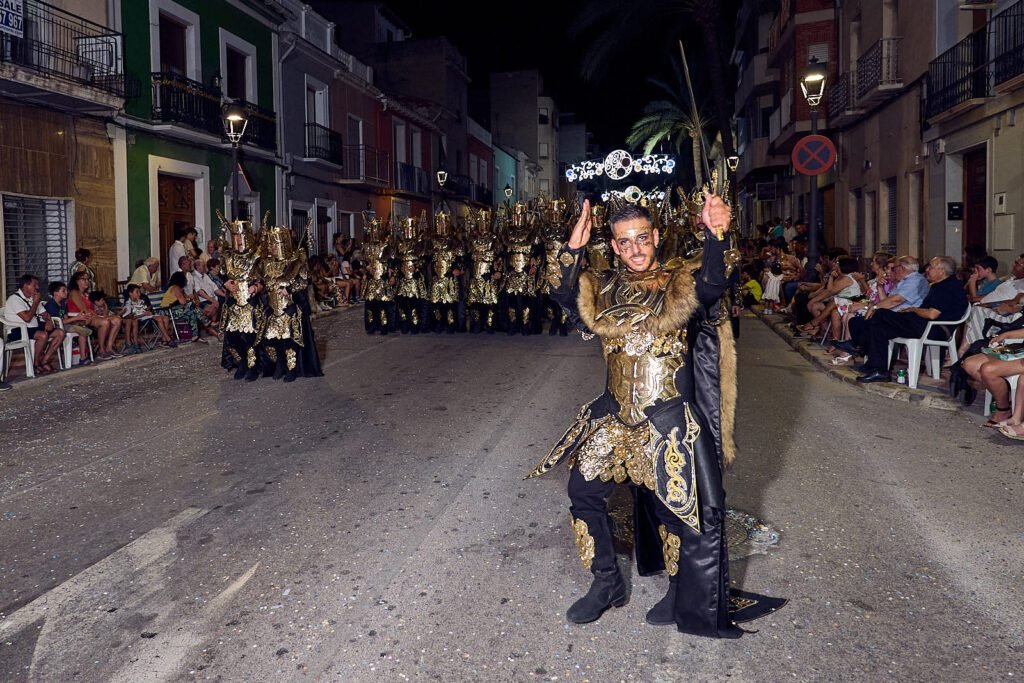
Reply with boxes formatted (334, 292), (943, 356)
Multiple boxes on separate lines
(791, 135), (836, 176)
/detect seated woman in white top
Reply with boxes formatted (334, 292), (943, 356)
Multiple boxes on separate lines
(799, 257), (864, 340)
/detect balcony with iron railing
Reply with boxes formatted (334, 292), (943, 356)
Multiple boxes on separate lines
(855, 37), (903, 104)
(767, 0), (794, 66)
(150, 74), (277, 150)
(925, 26), (992, 121)
(340, 145), (389, 186)
(395, 162), (430, 195)
(0, 0), (131, 107)
(827, 71), (864, 127)
(993, 0), (1024, 92)
(304, 122), (343, 165)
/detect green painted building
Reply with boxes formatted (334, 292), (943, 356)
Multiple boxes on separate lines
(117, 0), (284, 281)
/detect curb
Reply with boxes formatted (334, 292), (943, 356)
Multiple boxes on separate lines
(753, 308), (961, 412)
(2, 304), (356, 393)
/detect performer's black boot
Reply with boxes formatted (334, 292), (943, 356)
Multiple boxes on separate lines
(245, 366), (260, 382)
(233, 363), (247, 380)
(283, 370), (296, 383)
(566, 566), (628, 624)
(272, 356), (285, 380)
(645, 578), (678, 626)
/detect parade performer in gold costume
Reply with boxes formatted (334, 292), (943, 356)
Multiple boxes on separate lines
(501, 202), (539, 336)
(539, 198), (573, 336)
(428, 209), (464, 334)
(467, 208), (500, 334)
(529, 195), (783, 637)
(219, 214), (265, 381)
(395, 214), (428, 334)
(362, 211), (396, 335)
(261, 225), (308, 382)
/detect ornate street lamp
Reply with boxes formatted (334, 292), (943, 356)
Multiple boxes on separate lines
(726, 155), (740, 173)
(222, 102), (249, 221)
(436, 169), (448, 189)
(800, 56), (827, 274)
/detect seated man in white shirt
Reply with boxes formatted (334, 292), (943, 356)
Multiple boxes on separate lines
(189, 258), (223, 324)
(4, 273), (65, 375)
(961, 253), (1024, 352)
(129, 257), (161, 292)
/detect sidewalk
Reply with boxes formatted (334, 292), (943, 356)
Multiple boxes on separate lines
(0, 304), (354, 393)
(752, 306), (967, 412)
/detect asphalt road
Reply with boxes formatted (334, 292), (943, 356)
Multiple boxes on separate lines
(0, 310), (1021, 682)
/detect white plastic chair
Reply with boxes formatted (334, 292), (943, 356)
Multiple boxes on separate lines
(0, 306), (36, 380)
(984, 374), (1020, 418)
(56, 319), (94, 370)
(887, 306), (972, 389)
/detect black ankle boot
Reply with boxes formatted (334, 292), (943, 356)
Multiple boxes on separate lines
(245, 367), (260, 382)
(273, 360), (285, 380)
(645, 581), (677, 626)
(566, 567), (628, 624)
(233, 364), (247, 380)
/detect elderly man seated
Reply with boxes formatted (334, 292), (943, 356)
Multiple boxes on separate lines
(850, 256), (968, 383)
(129, 257), (162, 292)
(834, 255), (930, 357)
(189, 258), (223, 324)
(958, 253), (1024, 355)
(4, 273), (65, 375)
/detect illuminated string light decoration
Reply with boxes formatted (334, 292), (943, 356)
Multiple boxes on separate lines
(565, 150), (675, 184)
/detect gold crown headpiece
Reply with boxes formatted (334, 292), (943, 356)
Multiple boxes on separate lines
(266, 225), (295, 260)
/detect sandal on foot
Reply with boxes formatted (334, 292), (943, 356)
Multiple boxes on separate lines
(998, 423), (1024, 440)
(984, 408), (1012, 427)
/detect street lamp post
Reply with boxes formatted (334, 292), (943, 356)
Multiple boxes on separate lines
(222, 102), (249, 221)
(800, 57), (827, 276)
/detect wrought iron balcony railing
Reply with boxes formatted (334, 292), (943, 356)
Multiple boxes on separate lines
(0, 0), (128, 98)
(304, 122), (343, 165)
(150, 74), (277, 150)
(151, 72), (222, 134)
(992, 1), (1024, 88)
(856, 37), (902, 100)
(341, 145), (390, 185)
(926, 26), (991, 119)
(395, 161), (429, 194)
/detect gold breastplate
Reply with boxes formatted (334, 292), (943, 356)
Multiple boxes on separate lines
(595, 269), (687, 425)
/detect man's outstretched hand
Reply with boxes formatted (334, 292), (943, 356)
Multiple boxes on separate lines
(567, 199), (594, 250)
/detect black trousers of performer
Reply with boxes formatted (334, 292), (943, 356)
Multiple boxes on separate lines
(567, 466), (740, 638)
(431, 303), (459, 333)
(504, 294), (536, 335)
(544, 295), (571, 336)
(364, 300), (395, 334)
(849, 309), (927, 371)
(469, 303), (497, 333)
(397, 296), (426, 334)
(223, 331), (258, 378)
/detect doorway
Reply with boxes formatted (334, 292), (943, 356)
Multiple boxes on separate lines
(157, 173), (196, 282)
(963, 147), (987, 252)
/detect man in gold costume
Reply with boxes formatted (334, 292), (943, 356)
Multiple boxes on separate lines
(539, 199), (573, 336)
(529, 196), (782, 637)
(361, 211), (396, 335)
(501, 203), (539, 336)
(428, 210), (464, 334)
(466, 208), (500, 333)
(395, 214), (428, 334)
(219, 217), (266, 381)
(261, 226), (307, 382)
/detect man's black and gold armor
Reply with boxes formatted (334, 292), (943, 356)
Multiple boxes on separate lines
(219, 216), (266, 381)
(539, 199), (573, 336)
(261, 226), (306, 382)
(428, 210), (463, 334)
(500, 203), (538, 336)
(466, 209), (500, 334)
(395, 214), (428, 334)
(362, 212), (396, 335)
(529, 201), (782, 638)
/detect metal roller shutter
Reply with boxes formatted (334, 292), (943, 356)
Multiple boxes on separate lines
(3, 196), (70, 297)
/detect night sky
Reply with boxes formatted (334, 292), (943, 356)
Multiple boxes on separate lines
(322, 0), (741, 153)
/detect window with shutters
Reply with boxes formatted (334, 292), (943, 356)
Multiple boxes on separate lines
(882, 177), (897, 253)
(2, 196), (71, 298)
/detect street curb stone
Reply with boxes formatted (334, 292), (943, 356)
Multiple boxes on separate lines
(753, 308), (961, 412)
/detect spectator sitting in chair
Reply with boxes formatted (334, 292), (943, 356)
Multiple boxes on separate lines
(967, 255), (1003, 302)
(45, 281), (93, 366)
(129, 257), (161, 292)
(798, 256), (863, 338)
(88, 292), (123, 348)
(199, 239), (219, 264)
(850, 256), (968, 383)
(69, 248), (96, 291)
(836, 255), (930, 356)
(67, 272), (121, 359)
(958, 253), (1024, 355)
(122, 284), (175, 349)
(961, 327), (1024, 433)
(161, 271), (209, 344)
(189, 258), (223, 326)
(4, 273), (65, 375)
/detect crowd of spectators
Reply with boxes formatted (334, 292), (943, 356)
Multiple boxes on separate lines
(740, 219), (1020, 439)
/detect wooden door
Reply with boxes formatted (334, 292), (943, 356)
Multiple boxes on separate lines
(963, 148), (987, 252)
(157, 173), (196, 283)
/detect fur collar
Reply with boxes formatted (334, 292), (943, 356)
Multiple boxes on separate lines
(576, 267), (699, 339)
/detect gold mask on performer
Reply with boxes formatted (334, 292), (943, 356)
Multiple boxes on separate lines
(266, 226), (295, 261)
(228, 220), (255, 254)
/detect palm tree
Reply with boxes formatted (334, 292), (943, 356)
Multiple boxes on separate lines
(626, 100), (711, 188)
(572, 0), (738, 157)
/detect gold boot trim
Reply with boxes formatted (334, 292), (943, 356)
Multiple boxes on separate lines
(286, 348), (297, 370)
(570, 515), (595, 570)
(658, 524), (680, 576)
